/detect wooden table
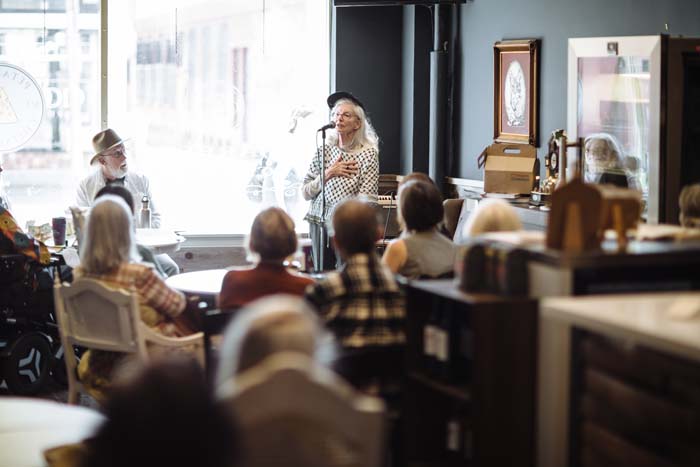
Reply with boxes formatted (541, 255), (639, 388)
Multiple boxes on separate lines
(0, 397), (104, 467)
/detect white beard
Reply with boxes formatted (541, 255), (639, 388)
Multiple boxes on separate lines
(105, 165), (128, 180)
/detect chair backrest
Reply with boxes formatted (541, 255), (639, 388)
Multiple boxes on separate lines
(443, 198), (465, 240)
(55, 277), (147, 356)
(54, 277), (206, 404)
(220, 352), (386, 467)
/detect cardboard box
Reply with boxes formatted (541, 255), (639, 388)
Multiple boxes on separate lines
(480, 143), (537, 195)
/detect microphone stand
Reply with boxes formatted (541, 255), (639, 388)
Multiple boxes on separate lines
(317, 127), (328, 273)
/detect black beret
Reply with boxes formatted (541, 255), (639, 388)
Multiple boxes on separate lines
(327, 91), (365, 110)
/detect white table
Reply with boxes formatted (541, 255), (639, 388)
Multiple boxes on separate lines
(0, 397), (105, 467)
(135, 229), (185, 255)
(165, 268), (228, 297)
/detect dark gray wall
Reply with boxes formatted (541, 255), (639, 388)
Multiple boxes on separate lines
(457, 0), (700, 180)
(400, 5), (432, 174)
(334, 5), (404, 173)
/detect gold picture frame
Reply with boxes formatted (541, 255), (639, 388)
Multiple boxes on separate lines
(493, 39), (540, 146)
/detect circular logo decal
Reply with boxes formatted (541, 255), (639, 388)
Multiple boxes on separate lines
(0, 63), (44, 152)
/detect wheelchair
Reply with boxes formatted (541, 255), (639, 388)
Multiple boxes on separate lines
(0, 253), (75, 395)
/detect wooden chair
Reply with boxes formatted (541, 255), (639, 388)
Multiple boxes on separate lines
(219, 352), (386, 467)
(53, 277), (204, 404)
(202, 307), (240, 381)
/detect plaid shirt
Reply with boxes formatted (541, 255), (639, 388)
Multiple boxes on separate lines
(76, 263), (185, 327)
(75, 262), (186, 400)
(306, 253), (405, 348)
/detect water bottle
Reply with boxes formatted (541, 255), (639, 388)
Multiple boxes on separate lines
(139, 195), (151, 229)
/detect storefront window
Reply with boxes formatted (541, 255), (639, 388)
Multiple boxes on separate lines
(108, 0), (330, 233)
(0, 5), (100, 228)
(1, 0), (330, 235)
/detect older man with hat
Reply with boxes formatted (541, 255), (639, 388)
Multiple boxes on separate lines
(76, 128), (161, 229)
(76, 128), (179, 276)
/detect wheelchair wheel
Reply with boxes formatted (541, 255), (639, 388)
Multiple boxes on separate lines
(49, 344), (82, 386)
(1, 332), (52, 395)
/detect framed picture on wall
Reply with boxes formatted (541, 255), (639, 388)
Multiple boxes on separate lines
(493, 39), (540, 146)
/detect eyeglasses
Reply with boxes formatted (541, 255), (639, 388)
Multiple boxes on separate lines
(102, 146), (126, 158)
(332, 111), (356, 120)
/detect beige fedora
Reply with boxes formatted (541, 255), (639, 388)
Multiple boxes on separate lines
(89, 128), (127, 165)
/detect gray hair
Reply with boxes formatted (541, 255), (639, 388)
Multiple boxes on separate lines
(463, 199), (522, 237)
(326, 99), (379, 152)
(79, 195), (138, 274)
(215, 295), (336, 391)
(247, 207), (297, 262)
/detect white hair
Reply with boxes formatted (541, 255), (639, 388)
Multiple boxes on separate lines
(326, 99), (379, 152)
(584, 132), (624, 168)
(463, 199), (522, 237)
(79, 195), (138, 274)
(215, 295), (336, 391)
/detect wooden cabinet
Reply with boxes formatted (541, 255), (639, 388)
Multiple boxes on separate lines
(527, 241), (700, 297)
(403, 280), (538, 467)
(539, 292), (700, 467)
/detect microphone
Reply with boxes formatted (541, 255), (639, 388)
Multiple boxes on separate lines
(317, 121), (336, 132)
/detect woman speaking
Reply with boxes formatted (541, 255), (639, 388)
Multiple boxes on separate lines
(302, 91), (379, 271)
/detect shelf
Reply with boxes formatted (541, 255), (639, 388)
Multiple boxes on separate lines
(409, 371), (471, 403)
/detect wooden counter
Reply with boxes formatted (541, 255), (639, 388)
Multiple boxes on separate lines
(538, 293), (700, 467)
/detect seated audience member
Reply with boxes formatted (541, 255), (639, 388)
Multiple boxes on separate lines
(74, 357), (237, 467)
(306, 198), (405, 349)
(94, 185), (167, 278)
(216, 294), (335, 389)
(76, 128), (179, 277)
(0, 198), (54, 316)
(679, 183), (700, 228)
(399, 171), (433, 187)
(219, 208), (314, 309)
(460, 198), (522, 238)
(382, 180), (458, 278)
(74, 196), (192, 402)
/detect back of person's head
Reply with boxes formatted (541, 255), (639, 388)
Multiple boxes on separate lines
(249, 207), (297, 262)
(80, 196), (136, 274)
(95, 185), (135, 214)
(399, 172), (434, 188)
(398, 179), (444, 232)
(679, 183), (700, 227)
(216, 294), (335, 388)
(462, 199), (522, 236)
(331, 198), (379, 256)
(81, 357), (237, 467)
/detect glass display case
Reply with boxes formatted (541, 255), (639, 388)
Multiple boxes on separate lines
(568, 35), (700, 224)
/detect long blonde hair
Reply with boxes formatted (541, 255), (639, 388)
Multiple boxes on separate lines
(79, 196), (138, 274)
